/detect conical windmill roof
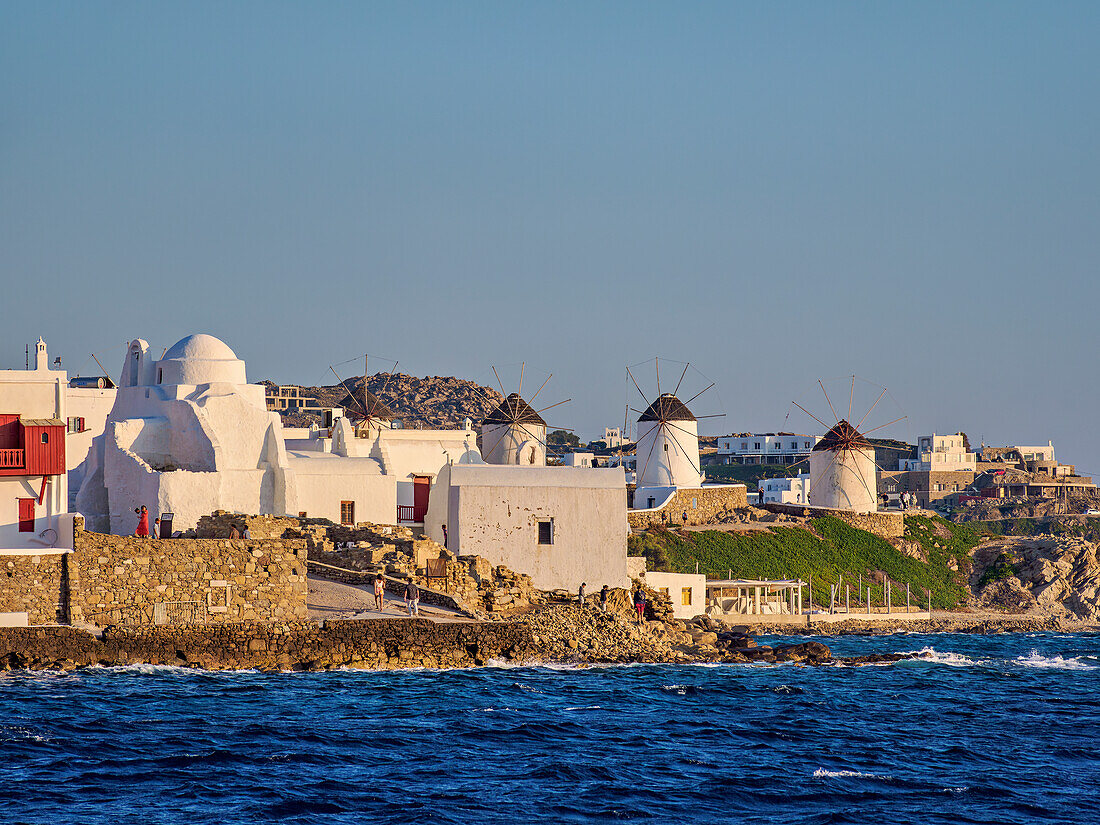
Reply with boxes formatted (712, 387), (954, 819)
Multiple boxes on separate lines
(484, 393), (546, 426)
(812, 420), (871, 452)
(638, 394), (696, 422)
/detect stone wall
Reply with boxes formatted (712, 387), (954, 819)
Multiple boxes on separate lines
(628, 485), (748, 529)
(70, 519), (308, 627)
(764, 503), (905, 540)
(0, 554), (67, 625)
(0, 619), (535, 671)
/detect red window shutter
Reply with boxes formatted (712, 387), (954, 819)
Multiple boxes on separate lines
(18, 498), (35, 532)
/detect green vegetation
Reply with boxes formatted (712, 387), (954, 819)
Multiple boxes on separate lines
(547, 429), (580, 448)
(967, 517), (1100, 542)
(978, 552), (1018, 588)
(701, 463), (801, 489)
(636, 514), (982, 609)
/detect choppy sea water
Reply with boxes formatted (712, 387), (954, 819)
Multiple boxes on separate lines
(3, 633), (1099, 825)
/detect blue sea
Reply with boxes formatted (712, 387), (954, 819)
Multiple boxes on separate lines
(2, 632), (1099, 825)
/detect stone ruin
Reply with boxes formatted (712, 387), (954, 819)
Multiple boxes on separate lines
(193, 511), (545, 616)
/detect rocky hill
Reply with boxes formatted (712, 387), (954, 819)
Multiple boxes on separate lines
(261, 374), (503, 430)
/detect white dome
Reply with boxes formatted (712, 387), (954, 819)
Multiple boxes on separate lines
(163, 334), (239, 362)
(156, 333), (247, 386)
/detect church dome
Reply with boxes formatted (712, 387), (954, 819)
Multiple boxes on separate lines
(163, 334), (239, 362)
(156, 333), (247, 386)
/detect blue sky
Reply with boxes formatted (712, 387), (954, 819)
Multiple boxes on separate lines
(2, 3), (1098, 469)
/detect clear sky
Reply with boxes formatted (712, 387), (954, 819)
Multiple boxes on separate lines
(2, 3), (1098, 469)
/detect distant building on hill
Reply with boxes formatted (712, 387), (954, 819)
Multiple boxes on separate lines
(717, 433), (820, 466)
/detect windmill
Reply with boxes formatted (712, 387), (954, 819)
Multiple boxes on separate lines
(627, 358), (724, 492)
(328, 354), (401, 436)
(476, 363), (571, 466)
(788, 377), (907, 513)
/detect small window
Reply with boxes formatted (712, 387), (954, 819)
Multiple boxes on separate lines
(663, 443), (668, 452)
(298, 511), (307, 518)
(754, 442), (761, 449)
(681, 587), (692, 606)
(340, 501), (355, 525)
(40, 432), (48, 444)
(692, 497), (697, 509)
(538, 519), (554, 545)
(804, 441), (811, 449)
(741, 442), (747, 450)
(157, 368), (163, 384)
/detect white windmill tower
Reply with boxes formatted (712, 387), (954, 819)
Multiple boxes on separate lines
(791, 378), (906, 514)
(629, 359), (721, 497)
(479, 364), (569, 466)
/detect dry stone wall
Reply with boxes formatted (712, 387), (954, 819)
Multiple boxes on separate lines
(0, 554), (67, 625)
(764, 503), (904, 539)
(628, 486), (748, 530)
(69, 518), (308, 627)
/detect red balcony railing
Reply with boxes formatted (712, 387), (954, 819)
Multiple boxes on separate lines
(0, 449), (25, 468)
(397, 505), (416, 524)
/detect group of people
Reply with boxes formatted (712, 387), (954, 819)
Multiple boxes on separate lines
(577, 581), (649, 623)
(370, 574), (421, 617)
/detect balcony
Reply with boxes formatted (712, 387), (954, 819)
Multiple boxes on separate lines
(397, 505), (416, 524)
(0, 449), (25, 469)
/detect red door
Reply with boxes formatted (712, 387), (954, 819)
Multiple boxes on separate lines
(412, 476), (431, 522)
(18, 498), (35, 532)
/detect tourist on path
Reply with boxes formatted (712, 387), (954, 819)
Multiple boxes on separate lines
(404, 581), (420, 616)
(242, 527), (251, 539)
(374, 575), (385, 612)
(153, 518), (160, 539)
(633, 588), (646, 623)
(600, 585), (609, 612)
(578, 582), (586, 605)
(134, 506), (150, 538)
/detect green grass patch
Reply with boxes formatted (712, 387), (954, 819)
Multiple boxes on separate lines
(639, 514), (977, 609)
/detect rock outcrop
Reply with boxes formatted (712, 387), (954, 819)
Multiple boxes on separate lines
(261, 374), (503, 430)
(973, 535), (1100, 620)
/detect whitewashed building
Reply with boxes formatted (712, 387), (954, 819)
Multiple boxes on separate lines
(899, 434), (976, 472)
(424, 462), (629, 592)
(717, 433), (820, 465)
(758, 473), (810, 505)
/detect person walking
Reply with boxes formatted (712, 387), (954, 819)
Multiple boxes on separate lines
(374, 575), (385, 612)
(600, 585), (609, 612)
(152, 518), (160, 538)
(404, 580), (420, 617)
(134, 506), (150, 538)
(578, 582), (587, 605)
(682, 511), (688, 527)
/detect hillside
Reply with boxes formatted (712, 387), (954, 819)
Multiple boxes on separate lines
(629, 515), (981, 610)
(261, 374), (503, 429)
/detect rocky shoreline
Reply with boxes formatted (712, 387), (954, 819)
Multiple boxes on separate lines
(0, 607), (1092, 674)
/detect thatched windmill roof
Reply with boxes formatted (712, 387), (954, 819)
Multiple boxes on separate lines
(812, 420), (871, 452)
(484, 393), (546, 426)
(638, 393), (697, 423)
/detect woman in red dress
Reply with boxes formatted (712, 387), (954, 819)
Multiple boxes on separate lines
(134, 505), (150, 537)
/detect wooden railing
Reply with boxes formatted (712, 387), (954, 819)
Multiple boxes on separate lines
(396, 505), (416, 523)
(0, 448), (25, 468)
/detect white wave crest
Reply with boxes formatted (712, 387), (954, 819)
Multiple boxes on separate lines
(813, 768), (886, 779)
(1013, 651), (1096, 671)
(908, 647), (977, 667)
